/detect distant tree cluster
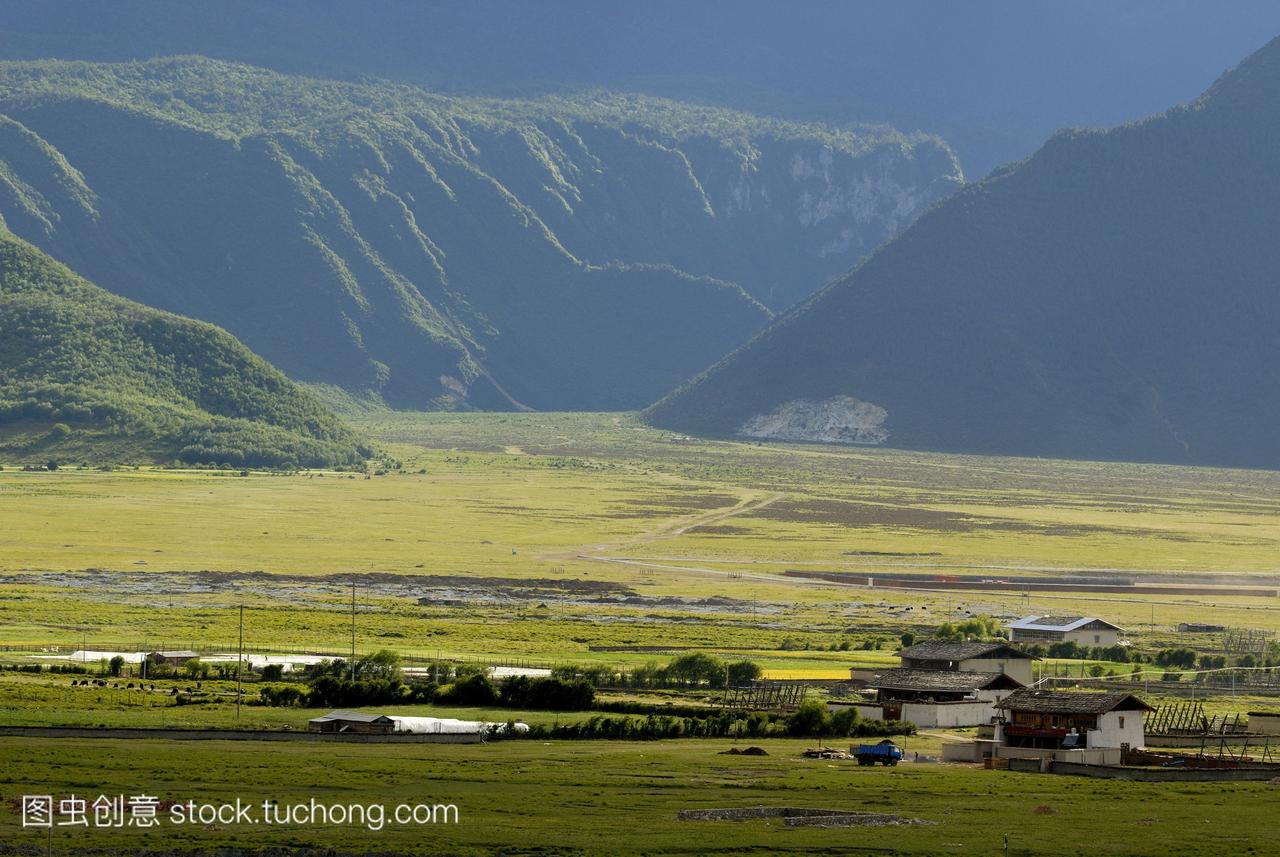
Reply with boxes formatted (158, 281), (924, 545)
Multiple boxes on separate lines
(933, 616), (1006, 641)
(498, 702), (912, 742)
(258, 651), (595, 712)
(1022, 642), (1133, 662)
(558, 655), (764, 691)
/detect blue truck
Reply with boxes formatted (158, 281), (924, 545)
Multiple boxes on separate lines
(855, 740), (903, 766)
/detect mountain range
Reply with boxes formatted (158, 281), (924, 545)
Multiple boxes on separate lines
(647, 35), (1280, 469)
(0, 57), (959, 411)
(2, 0), (1278, 177)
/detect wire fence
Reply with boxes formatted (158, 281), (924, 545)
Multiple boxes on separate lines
(1034, 663), (1280, 696)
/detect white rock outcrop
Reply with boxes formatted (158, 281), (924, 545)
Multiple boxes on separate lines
(738, 395), (889, 445)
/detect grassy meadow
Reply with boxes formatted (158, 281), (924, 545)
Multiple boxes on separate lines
(1, 736), (1276, 856)
(3, 412), (1280, 665)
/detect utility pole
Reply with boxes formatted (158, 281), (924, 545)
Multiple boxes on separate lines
(350, 577), (357, 681)
(236, 605), (244, 721)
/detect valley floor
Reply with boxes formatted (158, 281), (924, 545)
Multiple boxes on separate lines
(2, 412), (1280, 853)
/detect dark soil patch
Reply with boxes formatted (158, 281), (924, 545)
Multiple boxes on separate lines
(677, 806), (928, 827)
(615, 492), (741, 515)
(752, 498), (1145, 538)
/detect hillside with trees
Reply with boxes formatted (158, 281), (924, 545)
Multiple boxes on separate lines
(0, 228), (371, 467)
(647, 36), (1280, 469)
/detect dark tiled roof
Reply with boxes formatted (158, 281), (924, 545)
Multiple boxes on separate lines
(868, 668), (1023, 693)
(996, 690), (1152, 715)
(898, 641), (1034, 661)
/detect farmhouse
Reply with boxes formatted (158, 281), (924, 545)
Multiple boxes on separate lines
(842, 640), (1033, 727)
(1008, 616), (1122, 647)
(996, 689), (1150, 751)
(940, 689), (1153, 764)
(897, 640), (1036, 685)
(863, 669), (1024, 727)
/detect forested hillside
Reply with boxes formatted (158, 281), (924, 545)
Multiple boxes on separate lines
(2, 1), (1277, 176)
(0, 229), (371, 467)
(0, 57), (960, 411)
(647, 36), (1280, 469)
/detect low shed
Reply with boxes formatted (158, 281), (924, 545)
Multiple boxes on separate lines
(308, 711), (396, 734)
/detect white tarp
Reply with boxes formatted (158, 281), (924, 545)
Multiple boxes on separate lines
(489, 666), (552, 679)
(35, 651), (147, 664)
(201, 653), (330, 671)
(37, 651), (328, 671)
(390, 716), (530, 735)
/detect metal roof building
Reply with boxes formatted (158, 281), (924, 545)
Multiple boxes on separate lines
(1008, 616), (1123, 647)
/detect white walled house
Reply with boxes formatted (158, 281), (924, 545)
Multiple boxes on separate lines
(841, 639), (1037, 728)
(1008, 616), (1122, 648)
(995, 690), (1151, 752)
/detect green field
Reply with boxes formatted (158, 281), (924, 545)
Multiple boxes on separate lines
(1, 736), (1275, 856)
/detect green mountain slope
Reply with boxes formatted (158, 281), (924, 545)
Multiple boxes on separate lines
(0, 57), (960, 411)
(0, 228), (371, 467)
(647, 37), (1280, 469)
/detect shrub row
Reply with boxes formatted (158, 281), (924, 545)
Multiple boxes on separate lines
(260, 673), (596, 712)
(497, 704), (913, 742)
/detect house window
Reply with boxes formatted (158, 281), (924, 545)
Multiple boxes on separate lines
(1094, 635), (1100, 644)
(1118, 716), (1125, 729)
